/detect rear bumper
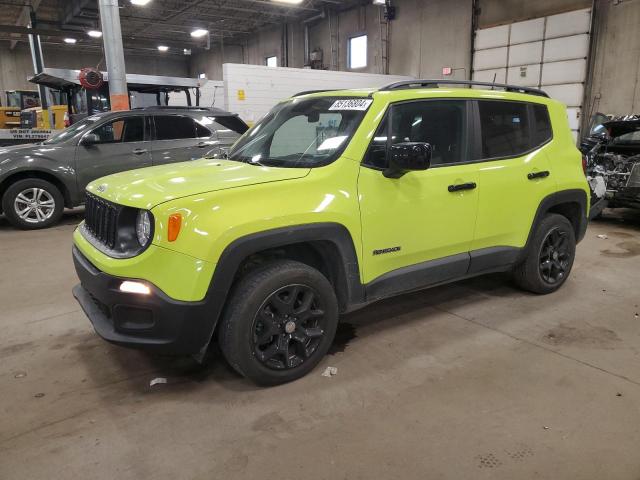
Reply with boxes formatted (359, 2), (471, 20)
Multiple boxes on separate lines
(72, 246), (214, 355)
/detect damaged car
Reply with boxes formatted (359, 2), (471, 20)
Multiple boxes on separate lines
(581, 114), (640, 218)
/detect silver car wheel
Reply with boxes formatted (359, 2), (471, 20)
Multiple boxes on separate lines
(13, 188), (56, 224)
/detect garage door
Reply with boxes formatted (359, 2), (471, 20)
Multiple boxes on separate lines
(472, 8), (592, 141)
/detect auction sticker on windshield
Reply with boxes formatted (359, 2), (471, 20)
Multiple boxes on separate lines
(329, 99), (373, 111)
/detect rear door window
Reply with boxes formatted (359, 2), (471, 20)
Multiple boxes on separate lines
(154, 115), (196, 140)
(477, 101), (531, 159)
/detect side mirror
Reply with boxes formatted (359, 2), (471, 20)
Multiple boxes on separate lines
(81, 133), (100, 146)
(384, 142), (432, 179)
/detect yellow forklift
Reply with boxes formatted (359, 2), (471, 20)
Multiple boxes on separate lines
(20, 90), (68, 130)
(0, 90), (40, 129)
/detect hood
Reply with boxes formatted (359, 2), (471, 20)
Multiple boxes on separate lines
(0, 142), (42, 156)
(0, 143), (69, 175)
(87, 158), (310, 209)
(601, 119), (640, 139)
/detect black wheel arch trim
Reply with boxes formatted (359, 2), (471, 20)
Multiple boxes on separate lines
(200, 222), (365, 348)
(521, 189), (588, 261)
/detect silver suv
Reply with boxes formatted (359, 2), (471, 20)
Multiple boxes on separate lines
(0, 107), (248, 229)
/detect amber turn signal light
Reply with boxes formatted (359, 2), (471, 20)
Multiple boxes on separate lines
(168, 213), (182, 242)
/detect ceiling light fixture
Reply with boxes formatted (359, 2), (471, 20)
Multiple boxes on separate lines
(190, 28), (209, 38)
(87, 30), (102, 38)
(157, 45), (169, 52)
(131, 0), (152, 5)
(64, 38), (77, 44)
(271, 0), (304, 3)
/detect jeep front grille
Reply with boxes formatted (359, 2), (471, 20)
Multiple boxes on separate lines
(84, 193), (120, 249)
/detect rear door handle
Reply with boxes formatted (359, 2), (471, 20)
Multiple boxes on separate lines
(448, 182), (477, 192)
(528, 170), (550, 180)
(196, 141), (209, 148)
(132, 148), (148, 155)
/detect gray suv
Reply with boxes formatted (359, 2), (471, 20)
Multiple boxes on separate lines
(0, 107), (248, 229)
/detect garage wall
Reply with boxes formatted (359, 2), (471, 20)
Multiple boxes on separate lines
(0, 42), (190, 96)
(306, 0), (473, 78)
(191, 0), (472, 81)
(190, 45), (244, 80)
(0, 45), (34, 97)
(587, 0), (640, 116)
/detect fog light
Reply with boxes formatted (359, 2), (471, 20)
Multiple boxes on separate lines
(120, 281), (151, 295)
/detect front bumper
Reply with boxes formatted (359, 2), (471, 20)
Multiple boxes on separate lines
(609, 186), (640, 210)
(72, 246), (215, 355)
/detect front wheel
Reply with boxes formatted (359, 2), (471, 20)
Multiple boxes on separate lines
(513, 213), (576, 294)
(2, 179), (65, 230)
(217, 260), (339, 386)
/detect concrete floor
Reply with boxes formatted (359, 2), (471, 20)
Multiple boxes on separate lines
(1, 209), (640, 480)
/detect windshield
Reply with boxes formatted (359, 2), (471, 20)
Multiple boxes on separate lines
(43, 116), (101, 145)
(227, 96), (372, 168)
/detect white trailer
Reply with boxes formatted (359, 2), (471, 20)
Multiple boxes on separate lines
(171, 64), (412, 125)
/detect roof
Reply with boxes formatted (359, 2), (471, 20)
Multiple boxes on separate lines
(293, 84), (554, 104)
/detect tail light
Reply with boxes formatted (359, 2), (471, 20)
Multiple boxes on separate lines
(63, 111), (70, 128)
(581, 154), (588, 176)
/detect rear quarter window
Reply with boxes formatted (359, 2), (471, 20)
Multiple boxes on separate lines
(532, 104), (552, 146)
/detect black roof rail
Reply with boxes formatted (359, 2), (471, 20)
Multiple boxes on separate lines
(139, 106), (211, 111)
(134, 105), (237, 115)
(378, 79), (549, 98)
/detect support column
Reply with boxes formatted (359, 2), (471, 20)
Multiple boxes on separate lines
(28, 10), (51, 128)
(98, 0), (129, 111)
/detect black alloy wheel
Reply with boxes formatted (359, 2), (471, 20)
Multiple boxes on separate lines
(538, 227), (571, 285)
(253, 284), (326, 370)
(217, 260), (339, 386)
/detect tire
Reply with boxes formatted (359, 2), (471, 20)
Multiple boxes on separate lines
(218, 260), (339, 386)
(2, 179), (65, 230)
(513, 213), (576, 294)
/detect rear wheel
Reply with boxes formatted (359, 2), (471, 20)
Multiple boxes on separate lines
(2, 179), (64, 230)
(218, 260), (339, 386)
(513, 213), (576, 294)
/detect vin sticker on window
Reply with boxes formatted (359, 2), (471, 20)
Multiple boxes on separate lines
(328, 99), (373, 111)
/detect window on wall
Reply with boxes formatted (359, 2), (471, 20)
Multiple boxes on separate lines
(266, 56), (278, 68)
(348, 35), (367, 69)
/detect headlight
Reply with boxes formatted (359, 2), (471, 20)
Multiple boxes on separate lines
(136, 210), (152, 246)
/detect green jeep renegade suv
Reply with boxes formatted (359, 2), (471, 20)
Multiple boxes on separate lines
(72, 80), (589, 385)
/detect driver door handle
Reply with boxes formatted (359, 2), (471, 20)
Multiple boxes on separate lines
(132, 148), (148, 155)
(528, 170), (550, 180)
(196, 142), (209, 148)
(448, 182), (477, 192)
